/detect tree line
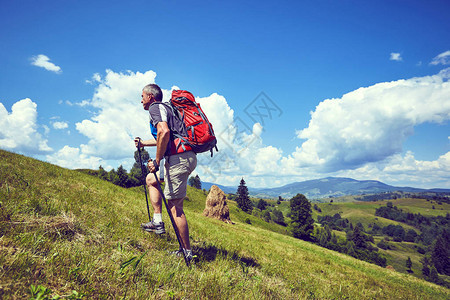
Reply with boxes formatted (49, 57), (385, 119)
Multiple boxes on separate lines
(374, 202), (449, 284)
(355, 192), (449, 204)
(82, 149), (149, 188)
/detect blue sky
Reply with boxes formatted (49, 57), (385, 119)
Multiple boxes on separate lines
(1, 0), (449, 189)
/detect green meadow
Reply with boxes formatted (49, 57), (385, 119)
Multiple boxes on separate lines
(313, 199), (449, 280)
(1, 149), (448, 299)
(314, 199), (449, 230)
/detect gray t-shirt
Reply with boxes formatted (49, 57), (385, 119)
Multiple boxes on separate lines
(148, 102), (185, 156)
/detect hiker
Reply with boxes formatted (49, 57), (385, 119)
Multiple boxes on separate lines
(134, 83), (197, 261)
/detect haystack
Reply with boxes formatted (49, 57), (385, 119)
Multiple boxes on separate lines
(203, 185), (232, 223)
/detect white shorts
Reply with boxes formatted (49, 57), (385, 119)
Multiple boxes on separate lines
(164, 151), (197, 200)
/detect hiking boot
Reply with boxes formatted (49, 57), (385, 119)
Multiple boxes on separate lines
(169, 249), (194, 263)
(141, 220), (165, 234)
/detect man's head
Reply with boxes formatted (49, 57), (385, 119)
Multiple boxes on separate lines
(141, 84), (163, 110)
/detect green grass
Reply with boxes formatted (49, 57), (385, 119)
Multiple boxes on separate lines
(373, 236), (423, 274)
(315, 201), (420, 231)
(383, 198), (450, 216)
(1, 149), (449, 299)
(314, 199), (450, 280)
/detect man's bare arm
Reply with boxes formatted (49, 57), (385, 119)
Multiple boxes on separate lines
(134, 137), (157, 148)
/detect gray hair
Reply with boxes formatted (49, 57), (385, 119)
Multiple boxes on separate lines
(143, 84), (163, 102)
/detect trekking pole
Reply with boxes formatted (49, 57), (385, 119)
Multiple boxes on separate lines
(136, 139), (152, 223)
(148, 157), (190, 267)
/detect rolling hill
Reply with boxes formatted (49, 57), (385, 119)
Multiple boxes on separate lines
(203, 177), (450, 199)
(1, 149), (448, 299)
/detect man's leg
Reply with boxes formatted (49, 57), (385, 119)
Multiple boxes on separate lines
(164, 151), (196, 256)
(168, 198), (190, 250)
(141, 173), (165, 234)
(146, 173), (162, 213)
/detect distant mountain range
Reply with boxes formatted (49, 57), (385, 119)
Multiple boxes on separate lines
(202, 177), (450, 199)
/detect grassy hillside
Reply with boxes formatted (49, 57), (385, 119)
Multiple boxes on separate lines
(314, 199), (449, 230)
(1, 149), (449, 299)
(314, 200), (449, 279)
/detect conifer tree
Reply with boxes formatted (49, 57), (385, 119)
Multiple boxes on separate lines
(188, 175), (202, 189)
(236, 178), (252, 213)
(116, 165), (129, 187)
(348, 225), (367, 249)
(263, 210), (271, 222)
(188, 176), (195, 187)
(130, 148), (149, 186)
(429, 266), (440, 284)
(346, 241), (357, 257)
(98, 165), (108, 180)
(128, 166), (141, 187)
(404, 229), (418, 242)
(421, 256), (430, 277)
(289, 193), (314, 241)
(134, 148), (149, 165)
(406, 256), (413, 273)
(272, 208), (285, 226)
(109, 168), (118, 183)
(194, 175), (202, 189)
(257, 199), (268, 211)
(431, 231), (450, 275)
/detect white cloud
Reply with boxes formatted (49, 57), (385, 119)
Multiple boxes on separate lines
(30, 54), (62, 73)
(62, 99), (91, 107)
(0, 98), (52, 154)
(46, 146), (103, 169)
(430, 50), (450, 65)
(196, 93), (235, 148)
(195, 92), (285, 187)
(47, 69), (449, 189)
(76, 100), (91, 107)
(85, 73), (102, 84)
(283, 68), (450, 175)
(43, 125), (50, 135)
(49, 70), (177, 172)
(52, 121), (69, 130)
(47, 69), (284, 186)
(335, 151), (450, 189)
(390, 52), (403, 61)
(74, 70), (158, 159)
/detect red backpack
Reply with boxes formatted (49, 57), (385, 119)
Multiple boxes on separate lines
(169, 90), (218, 156)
